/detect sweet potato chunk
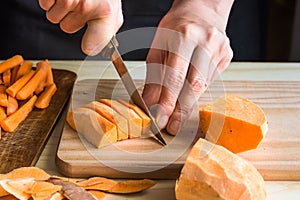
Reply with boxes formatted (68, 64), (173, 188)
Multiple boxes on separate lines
(199, 94), (268, 153)
(175, 138), (266, 200)
(71, 107), (118, 148)
(100, 99), (142, 138)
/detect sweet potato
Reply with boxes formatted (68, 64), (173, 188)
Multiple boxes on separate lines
(0, 107), (6, 122)
(0, 55), (23, 74)
(71, 107), (118, 148)
(35, 84), (57, 109)
(16, 61), (33, 81)
(84, 101), (128, 141)
(0, 86), (8, 107)
(100, 99), (142, 139)
(6, 70), (35, 98)
(0, 95), (37, 132)
(108, 179), (156, 194)
(10, 65), (20, 85)
(2, 69), (11, 87)
(0, 178), (34, 200)
(77, 177), (117, 191)
(175, 138), (266, 200)
(88, 190), (106, 200)
(199, 94), (268, 153)
(6, 96), (18, 116)
(28, 181), (62, 200)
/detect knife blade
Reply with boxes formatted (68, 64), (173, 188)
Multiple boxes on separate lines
(102, 37), (167, 146)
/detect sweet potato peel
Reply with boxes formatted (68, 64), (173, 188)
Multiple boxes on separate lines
(0, 167), (156, 199)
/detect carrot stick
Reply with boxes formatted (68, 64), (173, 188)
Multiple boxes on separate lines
(35, 83), (57, 109)
(34, 60), (54, 95)
(7, 96), (18, 115)
(16, 61), (33, 80)
(0, 85), (8, 107)
(34, 79), (45, 95)
(6, 70), (35, 97)
(0, 106), (7, 121)
(43, 59), (54, 86)
(0, 55), (23, 74)
(0, 95), (37, 132)
(3, 69), (11, 87)
(0, 74), (3, 85)
(10, 65), (20, 85)
(16, 68), (47, 100)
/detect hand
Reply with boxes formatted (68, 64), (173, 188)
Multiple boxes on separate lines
(142, 0), (234, 135)
(38, 0), (123, 55)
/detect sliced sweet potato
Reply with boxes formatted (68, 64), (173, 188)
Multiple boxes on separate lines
(84, 101), (128, 141)
(199, 94), (268, 153)
(16, 61), (33, 81)
(175, 138), (266, 200)
(0, 167), (50, 181)
(0, 86), (8, 107)
(0, 178), (35, 200)
(77, 177), (117, 191)
(2, 70), (11, 87)
(7, 96), (18, 116)
(0, 107), (6, 122)
(28, 181), (62, 200)
(118, 99), (151, 132)
(100, 99), (142, 138)
(10, 65), (20, 85)
(88, 190), (106, 200)
(71, 107), (117, 148)
(0, 55), (23, 74)
(35, 83), (57, 109)
(6, 70), (35, 98)
(107, 179), (156, 194)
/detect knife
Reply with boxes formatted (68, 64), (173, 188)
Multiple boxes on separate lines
(101, 36), (167, 146)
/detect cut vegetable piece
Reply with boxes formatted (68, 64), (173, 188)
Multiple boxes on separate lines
(0, 178), (35, 200)
(77, 177), (117, 191)
(0, 86), (8, 107)
(35, 84), (57, 109)
(28, 181), (62, 200)
(0, 194), (18, 200)
(66, 111), (76, 130)
(88, 190), (106, 200)
(0, 55), (23, 74)
(175, 138), (266, 200)
(16, 61), (33, 81)
(84, 101), (128, 140)
(3, 70), (11, 87)
(7, 96), (18, 116)
(100, 99), (142, 138)
(0, 95), (37, 132)
(0, 107), (6, 122)
(199, 94), (268, 153)
(6, 70), (35, 97)
(71, 107), (117, 148)
(108, 179), (156, 194)
(16, 67), (47, 100)
(118, 99), (151, 132)
(10, 65), (20, 85)
(50, 179), (97, 200)
(0, 167), (50, 181)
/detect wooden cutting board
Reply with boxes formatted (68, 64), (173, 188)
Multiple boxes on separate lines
(0, 69), (76, 174)
(56, 79), (300, 180)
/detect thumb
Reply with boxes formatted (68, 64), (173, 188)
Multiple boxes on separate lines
(81, 19), (115, 56)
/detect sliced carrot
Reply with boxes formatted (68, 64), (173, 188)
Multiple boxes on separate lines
(2, 69), (11, 87)
(16, 67), (46, 100)
(118, 99), (151, 130)
(0, 86), (8, 107)
(199, 94), (268, 153)
(10, 65), (20, 85)
(0, 55), (23, 74)
(84, 101), (128, 141)
(0, 95), (37, 132)
(16, 61), (33, 80)
(71, 107), (117, 148)
(100, 99), (142, 139)
(0, 107), (6, 122)
(35, 83), (57, 109)
(107, 179), (156, 194)
(6, 70), (35, 97)
(7, 96), (18, 116)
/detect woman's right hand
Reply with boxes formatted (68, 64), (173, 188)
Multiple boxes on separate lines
(38, 0), (124, 56)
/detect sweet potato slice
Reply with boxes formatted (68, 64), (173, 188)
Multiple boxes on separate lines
(35, 84), (57, 109)
(77, 177), (117, 191)
(0, 86), (8, 107)
(175, 138), (266, 200)
(0, 107), (6, 122)
(28, 181), (62, 200)
(71, 107), (117, 148)
(107, 179), (156, 194)
(199, 94), (268, 153)
(0, 95), (37, 132)
(84, 101), (128, 141)
(0, 55), (23, 74)
(2, 70), (11, 87)
(100, 99), (142, 138)
(6, 70), (35, 98)
(7, 96), (18, 116)
(118, 99), (151, 132)
(88, 190), (106, 200)
(0, 178), (35, 200)
(16, 61), (33, 81)
(10, 65), (20, 85)
(0, 167), (50, 181)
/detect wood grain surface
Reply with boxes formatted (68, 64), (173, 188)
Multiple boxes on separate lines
(0, 69), (76, 174)
(56, 79), (300, 180)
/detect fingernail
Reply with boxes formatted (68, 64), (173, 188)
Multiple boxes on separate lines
(156, 115), (169, 129)
(168, 120), (180, 135)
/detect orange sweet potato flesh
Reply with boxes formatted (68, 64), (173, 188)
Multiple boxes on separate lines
(175, 138), (266, 200)
(16, 61), (33, 81)
(108, 179), (156, 194)
(0, 55), (23, 74)
(71, 107), (118, 148)
(100, 99), (142, 139)
(199, 94), (268, 153)
(7, 96), (18, 116)
(84, 101), (129, 141)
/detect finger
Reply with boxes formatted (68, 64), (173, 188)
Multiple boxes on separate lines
(46, 0), (79, 24)
(38, 0), (55, 11)
(59, 11), (87, 33)
(142, 48), (166, 109)
(166, 47), (209, 135)
(155, 52), (191, 130)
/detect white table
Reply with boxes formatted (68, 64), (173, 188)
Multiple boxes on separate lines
(35, 61), (300, 200)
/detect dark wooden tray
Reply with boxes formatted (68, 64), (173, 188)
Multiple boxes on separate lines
(0, 69), (77, 173)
